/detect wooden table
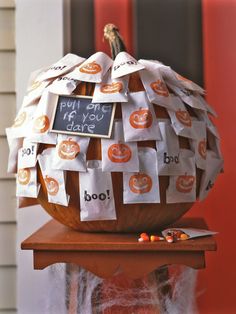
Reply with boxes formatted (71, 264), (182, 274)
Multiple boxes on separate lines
(21, 217), (216, 279)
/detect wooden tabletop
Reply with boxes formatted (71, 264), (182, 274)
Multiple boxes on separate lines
(21, 217), (217, 279)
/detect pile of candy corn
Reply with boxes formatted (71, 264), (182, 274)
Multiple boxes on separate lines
(138, 229), (189, 243)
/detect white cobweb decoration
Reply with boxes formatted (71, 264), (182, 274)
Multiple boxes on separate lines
(43, 264), (198, 314)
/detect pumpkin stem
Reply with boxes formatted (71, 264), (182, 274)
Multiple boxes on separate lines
(104, 24), (127, 59)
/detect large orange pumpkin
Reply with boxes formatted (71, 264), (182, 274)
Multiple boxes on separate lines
(22, 24), (220, 232)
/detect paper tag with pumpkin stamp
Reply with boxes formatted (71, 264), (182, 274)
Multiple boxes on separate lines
(70, 52), (113, 83)
(139, 59), (166, 69)
(92, 71), (129, 103)
(138, 61), (176, 111)
(161, 67), (204, 94)
(23, 80), (53, 107)
(123, 147), (160, 204)
(173, 71), (204, 94)
(194, 94), (217, 117)
(48, 74), (80, 95)
(112, 52), (145, 79)
(52, 134), (90, 171)
(157, 141), (195, 176)
(189, 122), (207, 170)
(16, 166), (40, 198)
(199, 150), (224, 201)
(166, 81), (207, 111)
(7, 105), (37, 139)
(122, 91), (162, 142)
(6, 128), (23, 174)
(156, 121), (180, 175)
(101, 120), (139, 172)
(37, 53), (85, 82)
(28, 90), (57, 144)
(38, 148), (69, 206)
(166, 150), (196, 203)
(79, 160), (116, 221)
(18, 139), (39, 169)
(167, 100), (204, 139)
(194, 109), (220, 139)
(207, 132), (223, 159)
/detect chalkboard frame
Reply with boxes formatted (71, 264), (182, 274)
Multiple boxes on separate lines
(49, 94), (116, 138)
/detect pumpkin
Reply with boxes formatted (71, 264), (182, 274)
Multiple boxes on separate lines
(129, 108), (153, 129)
(58, 138), (80, 160)
(20, 23), (222, 232)
(18, 168), (31, 185)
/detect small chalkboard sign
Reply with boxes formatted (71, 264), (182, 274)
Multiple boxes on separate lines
(50, 95), (116, 138)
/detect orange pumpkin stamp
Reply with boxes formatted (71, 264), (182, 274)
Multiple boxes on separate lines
(18, 168), (31, 185)
(198, 139), (207, 159)
(79, 61), (102, 74)
(129, 173), (152, 194)
(175, 110), (192, 127)
(108, 143), (132, 163)
(27, 81), (41, 93)
(44, 176), (59, 196)
(33, 115), (50, 133)
(176, 174), (195, 193)
(150, 80), (169, 97)
(100, 82), (123, 94)
(129, 108), (153, 129)
(176, 73), (191, 83)
(58, 138), (80, 160)
(13, 112), (27, 128)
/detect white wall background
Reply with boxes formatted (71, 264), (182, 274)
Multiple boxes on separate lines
(15, 1), (70, 313)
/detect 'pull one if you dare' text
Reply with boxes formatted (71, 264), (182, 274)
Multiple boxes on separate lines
(60, 98), (111, 134)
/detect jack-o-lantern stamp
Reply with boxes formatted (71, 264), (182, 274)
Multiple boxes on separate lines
(16, 166), (39, 198)
(38, 147), (69, 206)
(129, 173), (152, 194)
(150, 79), (169, 97)
(92, 72), (128, 103)
(176, 174), (195, 193)
(175, 110), (192, 127)
(107, 143), (132, 163)
(44, 175), (59, 196)
(58, 138), (80, 160)
(166, 172), (196, 203)
(18, 168), (31, 185)
(198, 139), (207, 160)
(123, 147), (160, 204)
(33, 115), (50, 133)
(100, 82), (123, 94)
(79, 61), (102, 74)
(13, 111), (27, 128)
(129, 108), (153, 129)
